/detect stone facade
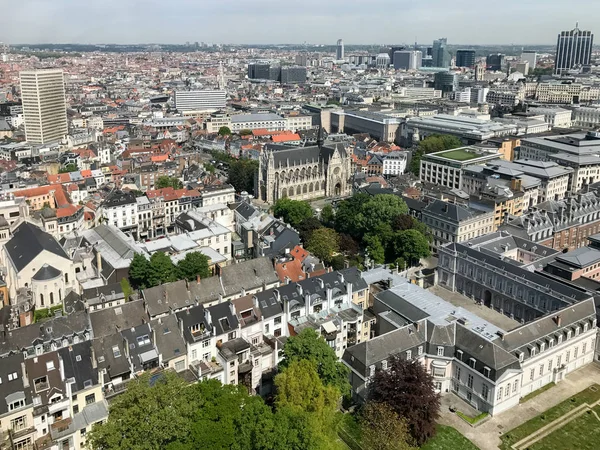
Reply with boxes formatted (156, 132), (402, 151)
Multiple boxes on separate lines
(257, 141), (352, 204)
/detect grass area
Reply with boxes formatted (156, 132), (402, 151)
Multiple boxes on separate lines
(437, 149), (482, 161)
(528, 405), (600, 450)
(520, 382), (556, 404)
(456, 411), (489, 425)
(500, 384), (600, 450)
(34, 305), (63, 322)
(337, 413), (363, 450)
(421, 425), (479, 450)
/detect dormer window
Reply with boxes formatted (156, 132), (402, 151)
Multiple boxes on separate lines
(483, 367), (491, 378)
(369, 365), (375, 377)
(567, 330), (572, 340)
(518, 352), (524, 362)
(469, 358), (476, 368)
(558, 335), (563, 344)
(584, 323), (589, 332)
(549, 339), (555, 348)
(575, 326), (580, 336)
(540, 343), (545, 352)
(34, 376), (49, 393)
(382, 360), (388, 370)
(406, 350), (412, 360)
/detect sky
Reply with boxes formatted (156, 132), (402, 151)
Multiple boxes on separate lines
(3, 0), (599, 45)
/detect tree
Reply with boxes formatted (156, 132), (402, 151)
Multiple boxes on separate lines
(279, 328), (350, 397)
(239, 129), (253, 136)
(339, 233), (360, 257)
(409, 134), (463, 176)
(330, 254), (346, 271)
(228, 159), (259, 194)
(274, 360), (341, 449)
(59, 163), (78, 173)
(148, 251), (177, 287)
(394, 229), (431, 266)
(218, 126), (232, 136)
(392, 214), (416, 232)
(369, 356), (440, 446)
(297, 217), (323, 244)
(364, 234), (385, 265)
(204, 163), (216, 174)
(320, 204), (335, 227)
(307, 228), (340, 263)
(156, 176), (183, 189)
(360, 402), (417, 450)
(273, 198), (313, 228)
(129, 253), (151, 289)
(361, 195), (409, 232)
(87, 372), (196, 450)
(120, 277), (133, 301)
(176, 252), (210, 282)
(334, 193), (370, 238)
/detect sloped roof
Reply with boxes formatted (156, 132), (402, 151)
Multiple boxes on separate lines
(6, 222), (70, 272)
(32, 264), (62, 281)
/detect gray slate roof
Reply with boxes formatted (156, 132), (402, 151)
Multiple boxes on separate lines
(32, 264), (62, 281)
(6, 222), (70, 272)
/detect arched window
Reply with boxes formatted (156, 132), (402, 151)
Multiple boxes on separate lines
(59, 289), (62, 301)
(40, 293), (44, 307)
(65, 273), (69, 284)
(296, 186), (302, 196)
(50, 292), (54, 305)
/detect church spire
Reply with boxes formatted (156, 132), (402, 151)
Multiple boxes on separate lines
(317, 126), (324, 148)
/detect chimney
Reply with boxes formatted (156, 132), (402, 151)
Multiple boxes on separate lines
(554, 315), (562, 327)
(96, 251), (102, 277)
(337, 272), (345, 284)
(296, 283), (303, 296)
(91, 345), (97, 368)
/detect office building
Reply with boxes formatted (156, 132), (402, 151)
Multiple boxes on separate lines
(455, 49), (476, 68)
(19, 69), (68, 144)
(554, 24), (594, 74)
(295, 52), (308, 66)
(393, 50), (422, 70)
(433, 71), (458, 94)
(521, 51), (537, 69)
(247, 63), (272, 80)
(247, 64), (306, 84)
(516, 61), (530, 75)
(331, 110), (401, 143)
(336, 39), (345, 60)
(174, 90), (226, 113)
(280, 66), (307, 84)
(376, 53), (391, 68)
(432, 38), (450, 68)
(486, 53), (505, 71)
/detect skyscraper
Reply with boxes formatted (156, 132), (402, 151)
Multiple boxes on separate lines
(174, 90), (227, 113)
(455, 49), (476, 68)
(336, 39), (344, 61)
(20, 69), (68, 144)
(554, 24), (594, 74)
(486, 53), (505, 71)
(432, 38), (450, 68)
(393, 51), (422, 70)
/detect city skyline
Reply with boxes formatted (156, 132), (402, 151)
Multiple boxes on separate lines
(3, 0), (598, 46)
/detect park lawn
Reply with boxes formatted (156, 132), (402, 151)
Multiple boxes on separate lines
(527, 405), (600, 450)
(520, 382), (555, 404)
(421, 425), (479, 450)
(500, 384), (600, 450)
(437, 149), (481, 161)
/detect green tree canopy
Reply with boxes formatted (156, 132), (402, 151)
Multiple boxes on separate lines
(148, 251), (177, 287)
(59, 163), (78, 173)
(156, 176), (183, 189)
(320, 204), (335, 227)
(120, 277), (133, 301)
(128, 253), (151, 289)
(273, 198), (313, 228)
(297, 217), (323, 244)
(360, 402), (417, 450)
(228, 159), (259, 194)
(279, 328), (350, 397)
(204, 163), (216, 174)
(334, 194), (408, 238)
(409, 134), (463, 176)
(307, 228), (340, 263)
(176, 251), (210, 282)
(218, 126), (232, 136)
(394, 229), (431, 266)
(239, 129), (253, 136)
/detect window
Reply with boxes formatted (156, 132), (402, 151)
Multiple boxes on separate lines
(46, 361), (55, 371)
(558, 335), (563, 344)
(85, 394), (95, 405)
(455, 367), (461, 380)
(202, 339), (210, 348)
(469, 358), (476, 369)
(274, 316), (282, 325)
(539, 364), (544, 376)
(566, 351), (571, 363)
(73, 405), (79, 414)
(540, 343), (545, 352)
(9, 399), (25, 411)
(406, 350), (412, 360)
(191, 349), (197, 361)
(418, 346), (424, 356)
(265, 324), (270, 334)
(34, 376), (48, 393)
(567, 330), (572, 340)
(437, 347), (444, 357)
(549, 339), (555, 348)
(228, 331), (236, 340)
(381, 360), (387, 370)
(10, 416), (27, 431)
(548, 359), (553, 372)
(583, 342), (587, 354)
(557, 355), (562, 367)
(482, 384), (489, 401)
(574, 347), (579, 359)
(497, 389), (503, 401)
(513, 380), (518, 393)
(467, 374), (473, 388)
(530, 368), (535, 381)
(174, 360), (185, 372)
(136, 335), (151, 346)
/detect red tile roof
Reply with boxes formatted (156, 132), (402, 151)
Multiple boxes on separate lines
(272, 133), (301, 143)
(291, 245), (309, 262)
(275, 259), (306, 283)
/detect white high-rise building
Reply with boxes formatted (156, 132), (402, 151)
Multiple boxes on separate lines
(174, 90), (227, 113)
(20, 69), (68, 144)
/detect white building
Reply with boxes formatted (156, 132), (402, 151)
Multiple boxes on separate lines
(174, 90), (227, 113)
(284, 115), (313, 132)
(100, 190), (138, 235)
(230, 113), (286, 132)
(530, 107), (573, 128)
(382, 151), (408, 175)
(572, 107), (600, 129)
(20, 69), (68, 144)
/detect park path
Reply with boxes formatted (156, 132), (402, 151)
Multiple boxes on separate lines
(437, 363), (600, 450)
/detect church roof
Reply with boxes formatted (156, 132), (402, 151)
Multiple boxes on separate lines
(270, 142), (346, 168)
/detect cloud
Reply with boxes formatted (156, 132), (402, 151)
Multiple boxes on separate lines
(3, 0), (598, 45)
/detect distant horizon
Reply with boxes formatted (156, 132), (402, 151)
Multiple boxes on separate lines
(3, 0), (597, 46)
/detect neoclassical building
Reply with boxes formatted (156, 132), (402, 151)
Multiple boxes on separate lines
(256, 140), (352, 204)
